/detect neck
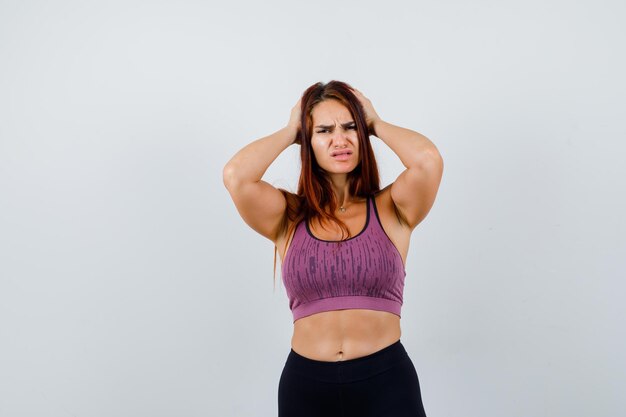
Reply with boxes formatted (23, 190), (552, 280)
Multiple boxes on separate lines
(328, 174), (351, 207)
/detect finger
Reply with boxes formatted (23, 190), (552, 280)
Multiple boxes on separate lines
(354, 89), (366, 100)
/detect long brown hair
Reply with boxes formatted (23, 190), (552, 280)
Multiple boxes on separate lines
(273, 80), (381, 289)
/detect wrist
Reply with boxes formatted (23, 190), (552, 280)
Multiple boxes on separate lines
(284, 124), (300, 145)
(370, 118), (383, 137)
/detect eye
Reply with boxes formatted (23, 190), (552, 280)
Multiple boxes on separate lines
(348, 125), (356, 130)
(316, 129), (328, 134)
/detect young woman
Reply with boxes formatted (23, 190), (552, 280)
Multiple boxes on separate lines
(223, 80), (443, 417)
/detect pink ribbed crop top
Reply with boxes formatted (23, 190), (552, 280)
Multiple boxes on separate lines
(281, 194), (406, 323)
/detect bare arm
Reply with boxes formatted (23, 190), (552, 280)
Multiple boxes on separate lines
(222, 100), (301, 242)
(352, 88), (444, 229)
(373, 119), (444, 229)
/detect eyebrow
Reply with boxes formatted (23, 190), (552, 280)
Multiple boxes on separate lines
(314, 121), (355, 129)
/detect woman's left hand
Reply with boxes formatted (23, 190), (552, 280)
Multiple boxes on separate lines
(351, 88), (381, 136)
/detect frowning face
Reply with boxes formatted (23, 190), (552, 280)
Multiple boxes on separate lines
(310, 99), (360, 174)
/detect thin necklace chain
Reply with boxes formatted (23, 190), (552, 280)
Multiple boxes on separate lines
(338, 197), (365, 212)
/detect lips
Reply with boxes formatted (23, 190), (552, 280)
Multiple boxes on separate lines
(331, 150), (352, 157)
(332, 150), (352, 161)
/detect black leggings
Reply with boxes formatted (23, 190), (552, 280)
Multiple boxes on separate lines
(278, 339), (427, 417)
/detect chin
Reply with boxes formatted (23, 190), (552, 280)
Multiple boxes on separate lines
(327, 167), (358, 175)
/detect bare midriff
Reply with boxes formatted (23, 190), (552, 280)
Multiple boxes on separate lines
(291, 308), (401, 362)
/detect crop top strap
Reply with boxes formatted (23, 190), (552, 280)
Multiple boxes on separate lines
(368, 192), (385, 233)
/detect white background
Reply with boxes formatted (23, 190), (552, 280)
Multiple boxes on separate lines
(1, 1), (624, 416)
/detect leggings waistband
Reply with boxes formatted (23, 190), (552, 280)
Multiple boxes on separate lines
(284, 339), (409, 383)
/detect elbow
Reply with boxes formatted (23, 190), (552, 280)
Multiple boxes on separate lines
(410, 146), (443, 170)
(422, 146), (443, 166)
(414, 147), (443, 175)
(222, 162), (239, 190)
(424, 149), (444, 178)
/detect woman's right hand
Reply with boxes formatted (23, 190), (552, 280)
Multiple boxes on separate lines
(287, 97), (302, 145)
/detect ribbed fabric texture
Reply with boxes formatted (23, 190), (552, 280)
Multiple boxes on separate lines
(282, 194), (406, 323)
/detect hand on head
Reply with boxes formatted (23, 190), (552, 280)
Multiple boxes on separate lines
(288, 97), (302, 145)
(287, 85), (380, 146)
(350, 87), (381, 136)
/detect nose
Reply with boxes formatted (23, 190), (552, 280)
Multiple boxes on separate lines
(331, 130), (350, 147)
